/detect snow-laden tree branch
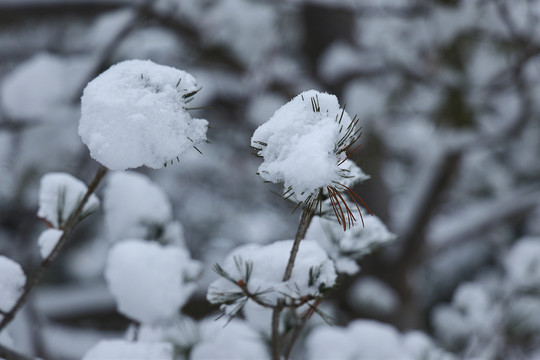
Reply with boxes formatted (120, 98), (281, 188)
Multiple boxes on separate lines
(0, 165), (107, 332)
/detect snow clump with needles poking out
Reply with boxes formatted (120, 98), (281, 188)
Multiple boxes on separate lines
(79, 59), (208, 171)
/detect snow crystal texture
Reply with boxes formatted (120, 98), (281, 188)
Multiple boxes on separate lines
(79, 59), (208, 170)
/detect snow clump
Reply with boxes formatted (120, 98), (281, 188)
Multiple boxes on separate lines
(37, 172), (100, 229)
(0, 256), (26, 320)
(79, 59), (208, 170)
(251, 90), (365, 203)
(103, 171), (177, 243)
(105, 239), (201, 324)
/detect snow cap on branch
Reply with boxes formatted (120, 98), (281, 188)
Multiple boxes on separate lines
(251, 90), (366, 204)
(0, 256), (26, 320)
(79, 59), (208, 170)
(105, 239), (201, 324)
(37, 172), (100, 229)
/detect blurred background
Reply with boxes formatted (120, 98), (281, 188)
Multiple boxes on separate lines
(1, 0), (540, 359)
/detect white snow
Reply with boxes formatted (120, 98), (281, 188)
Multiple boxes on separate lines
(307, 320), (413, 360)
(0, 256), (26, 318)
(201, 0), (278, 66)
(103, 172), (176, 243)
(105, 239), (201, 324)
(504, 237), (540, 290)
(207, 239), (336, 311)
(37, 228), (63, 259)
(432, 282), (498, 351)
(190, 318), (268, 360)
(306, 205), (396, 274)
(0, 53), (92, 122)
(37, 172), (100, 229)
(83, 340), (174, 360)
(78, 59), (208, 170)
(251, 90), (364, 202)
(403, 331), (457, 360)
(348, 276), (399, 316)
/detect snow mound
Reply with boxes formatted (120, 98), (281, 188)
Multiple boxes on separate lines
(37, 172), (100, 229)
(79, 59), (208, 170)
(105, 239), (201, 324)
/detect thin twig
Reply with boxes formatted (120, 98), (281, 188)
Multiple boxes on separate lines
(0, 165), (108, 332)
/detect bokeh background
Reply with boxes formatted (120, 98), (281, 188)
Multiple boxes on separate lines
(1, 0), (540, 359)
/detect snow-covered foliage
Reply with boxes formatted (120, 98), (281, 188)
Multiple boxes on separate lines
(37, 172), (100, 229)
(208, 239), (336, 317)
(251, 90), (365, 204)
(79, 59), (208, 170)
(0, 256), (25, 321)
(306, 204), (396, 274)
(307, 319), (455, 360)
(2, 0), (540, 358)
(105, 239), (200, 324)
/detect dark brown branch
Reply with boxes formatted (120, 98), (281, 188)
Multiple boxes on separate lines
(0, 165), (108, 332)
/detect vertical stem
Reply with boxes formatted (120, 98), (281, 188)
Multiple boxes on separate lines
(282, 207), (316, 282)
(0, 165), (108, 332)
(271, 206), (316, 360)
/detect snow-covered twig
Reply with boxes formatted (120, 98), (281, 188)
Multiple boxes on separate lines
(0, 165), (108, 332)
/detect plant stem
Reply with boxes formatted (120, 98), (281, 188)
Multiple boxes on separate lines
(282, 207), (316, 282)
(0, 165), (108, 332)
(271, 205), (316, 360)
